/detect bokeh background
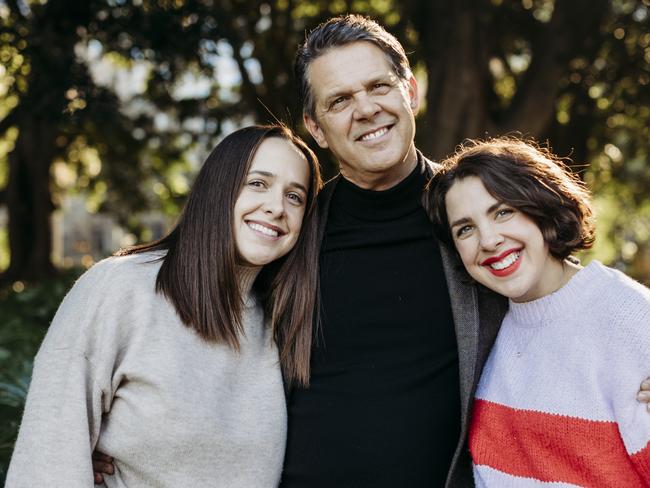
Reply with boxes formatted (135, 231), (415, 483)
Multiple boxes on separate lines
(0, 0), (648, 481)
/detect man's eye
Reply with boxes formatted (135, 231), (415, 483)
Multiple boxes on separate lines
(330, 96), (348, 109)
(372, 83), (390, 93)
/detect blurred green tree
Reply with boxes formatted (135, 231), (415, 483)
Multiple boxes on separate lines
(0, 0), (648, 282)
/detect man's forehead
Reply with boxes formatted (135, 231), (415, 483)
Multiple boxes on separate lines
(308, 43), (399, 97)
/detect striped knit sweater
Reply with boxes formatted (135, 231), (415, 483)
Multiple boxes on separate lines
(470, 260), (650, 487)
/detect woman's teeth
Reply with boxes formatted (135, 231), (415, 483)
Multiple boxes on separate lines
(490, 251), (520, 270)
(248, 222), (278, 237)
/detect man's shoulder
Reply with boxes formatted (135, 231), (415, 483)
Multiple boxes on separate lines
(317, 174), (341, 206)
(417, 150), (442, 176)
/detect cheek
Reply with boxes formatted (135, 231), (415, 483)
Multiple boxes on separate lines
(290, 208), (307, 234)
(454, 240), (477, 267)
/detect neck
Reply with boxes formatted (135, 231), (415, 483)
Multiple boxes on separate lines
(340, 144), (419, 191)
(513, 257), (582, 303)
(236, 265), (262, 298)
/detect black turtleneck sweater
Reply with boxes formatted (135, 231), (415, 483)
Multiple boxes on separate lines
(281, 160), (460, 487)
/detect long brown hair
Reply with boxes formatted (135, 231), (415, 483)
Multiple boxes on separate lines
(118, 125), (322, 386)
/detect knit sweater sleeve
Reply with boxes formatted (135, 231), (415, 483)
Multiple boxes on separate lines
(6, 257), (133, 487)
(603, 272), (650, 481)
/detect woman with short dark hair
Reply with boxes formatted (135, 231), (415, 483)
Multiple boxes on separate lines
(428, 137), (650, 486)
(6, 125), (321, 487)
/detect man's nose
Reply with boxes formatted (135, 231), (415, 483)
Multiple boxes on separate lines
(353, 93), (381, 119)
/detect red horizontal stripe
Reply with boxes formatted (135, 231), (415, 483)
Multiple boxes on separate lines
(631, 441), (650, 480)
(470, 399), (648, 486)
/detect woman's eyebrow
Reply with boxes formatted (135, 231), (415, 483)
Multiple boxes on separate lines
(248, 170), (307, 194)
(450, 216), (470, 228)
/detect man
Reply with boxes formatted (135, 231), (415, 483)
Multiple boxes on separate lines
(280, 15), (506, 487)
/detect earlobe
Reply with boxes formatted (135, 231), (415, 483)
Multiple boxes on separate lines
(304, 114), (329, 149)
(407, 76), (420, 113)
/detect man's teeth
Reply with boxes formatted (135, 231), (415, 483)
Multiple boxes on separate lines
(359, 127), (388, 141)
(490, 251), (520, 270)
(248, 222), (278, 237)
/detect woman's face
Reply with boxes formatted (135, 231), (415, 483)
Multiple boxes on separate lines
(233, 137), (311, 267)
(444, 176), (565, 302)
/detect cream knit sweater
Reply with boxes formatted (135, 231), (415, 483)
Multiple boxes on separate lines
(6, 252), (287, 487)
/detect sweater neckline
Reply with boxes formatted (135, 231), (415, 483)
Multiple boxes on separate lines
(508, 260), (603, 327)
(333, 153), (427, 221)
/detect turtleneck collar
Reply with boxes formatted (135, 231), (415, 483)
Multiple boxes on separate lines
(333, 152), (428, 222)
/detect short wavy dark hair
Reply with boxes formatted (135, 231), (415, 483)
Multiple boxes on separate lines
(294, 14), (412, 120)
(427, 137), (595, 261)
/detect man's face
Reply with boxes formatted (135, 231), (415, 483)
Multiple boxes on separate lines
(304, 41), (420, 191)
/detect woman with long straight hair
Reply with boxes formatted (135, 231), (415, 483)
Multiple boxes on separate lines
(6, 124), (322, 487)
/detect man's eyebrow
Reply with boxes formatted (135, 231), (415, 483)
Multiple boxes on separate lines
(323, 75), (393, 103)
(366, 74), (393, 86)
(248, 170), (308, 194)
(323, 89), (350, 103)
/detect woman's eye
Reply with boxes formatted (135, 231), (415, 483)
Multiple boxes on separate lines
(248, 180), (266, 188)
(455, 225), (473, 238)
(287, 192), (305, 205)
(496, 207), (514, 218)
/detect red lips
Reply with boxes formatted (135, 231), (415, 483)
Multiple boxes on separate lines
(481, 248), (522, 277)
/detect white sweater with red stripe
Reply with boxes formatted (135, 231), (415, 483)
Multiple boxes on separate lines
(470, 260), (650, 487)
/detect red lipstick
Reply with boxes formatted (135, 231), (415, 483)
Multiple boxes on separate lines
(481, 249), (522, 277)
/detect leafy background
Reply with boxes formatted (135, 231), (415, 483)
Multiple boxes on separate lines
(0, 0), (648, 481)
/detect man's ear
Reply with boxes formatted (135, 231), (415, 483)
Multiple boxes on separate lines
(304, 113), (329, 149)
(406, 75), (420, 114)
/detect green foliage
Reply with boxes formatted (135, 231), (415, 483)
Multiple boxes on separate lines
(0, 270), (81, 483)
(1, 0), (646, 280)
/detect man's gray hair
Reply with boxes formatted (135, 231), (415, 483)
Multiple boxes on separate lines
(294, 14), (413, 120)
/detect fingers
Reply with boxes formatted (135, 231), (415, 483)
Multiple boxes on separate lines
(92, 460), (115, 475)
(92, 450), (114, 482)
(637, 379), (650, 412)
(92, 451), (113, 463)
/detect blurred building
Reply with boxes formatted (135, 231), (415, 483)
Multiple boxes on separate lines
(52, 195), (169, 269)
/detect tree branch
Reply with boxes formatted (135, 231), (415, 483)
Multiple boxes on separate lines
(500, 0), (609, 136)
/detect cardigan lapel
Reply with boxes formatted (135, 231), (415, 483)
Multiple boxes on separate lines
(421, 154), (482, 421)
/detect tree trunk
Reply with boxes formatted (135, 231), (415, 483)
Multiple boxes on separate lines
(411, 0), (609, 161)
(2, 118), (57, 283)
(411, 0), (492, 160)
